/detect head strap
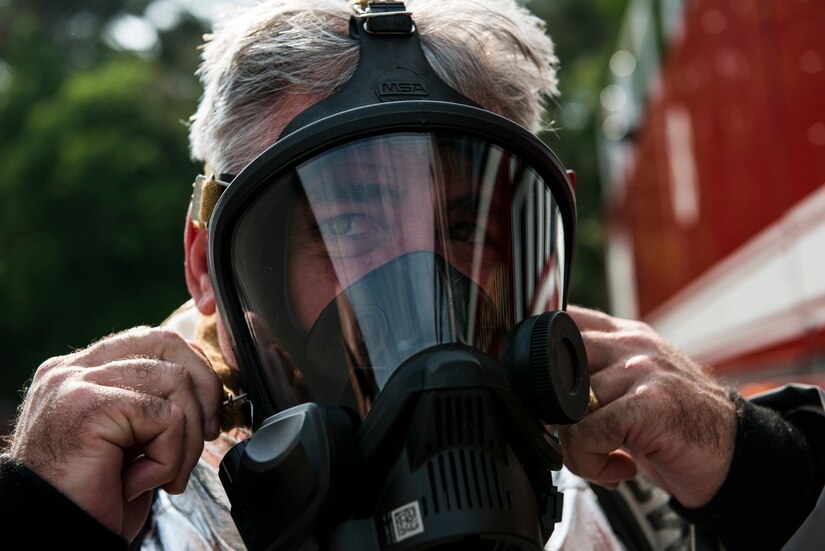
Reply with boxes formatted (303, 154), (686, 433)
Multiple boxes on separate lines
(279, 1), (478, 138)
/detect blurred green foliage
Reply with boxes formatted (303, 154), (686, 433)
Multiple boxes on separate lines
(0, 1), (203, 407)
(0, 0), (626, 411)
(529, 0), (628, 310)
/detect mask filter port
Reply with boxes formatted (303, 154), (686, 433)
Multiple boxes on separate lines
(502, 311), (590, 424)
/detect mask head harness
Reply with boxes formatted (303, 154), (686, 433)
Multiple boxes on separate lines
(198, 2), (590, 549)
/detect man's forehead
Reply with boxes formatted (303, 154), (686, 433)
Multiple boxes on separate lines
(297, 134), (481, 181)
(298, 154), (478, 206)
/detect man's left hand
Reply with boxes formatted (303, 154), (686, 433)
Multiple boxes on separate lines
(559, 306), (737, 509)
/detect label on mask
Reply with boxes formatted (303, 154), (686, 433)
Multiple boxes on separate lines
(388, 500), (425, 542)
(376, 69), (430, 101)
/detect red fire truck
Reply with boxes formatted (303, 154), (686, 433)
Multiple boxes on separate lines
(598, 0), (825, 391)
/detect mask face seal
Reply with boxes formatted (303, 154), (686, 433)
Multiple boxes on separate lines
(206, 2), (588, 549)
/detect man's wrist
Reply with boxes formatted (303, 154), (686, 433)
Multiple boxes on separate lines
(670, 392), (824, 550)
(0, 453), (128, 549)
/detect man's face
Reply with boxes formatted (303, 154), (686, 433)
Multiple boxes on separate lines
(285, 134), (509, 332)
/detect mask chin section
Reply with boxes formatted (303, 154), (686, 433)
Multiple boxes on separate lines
(348, 347), (564, 550)
(221, 346), (566, 551)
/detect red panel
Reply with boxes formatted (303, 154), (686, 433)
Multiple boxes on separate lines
(709, 324), (825, 396)
(609, 0), (825, 317)
(713, 325), (825, 375)
(772, 0), (825, 203)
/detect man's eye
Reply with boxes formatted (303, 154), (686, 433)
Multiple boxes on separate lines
(450, 221), (479, 243)
(319, 214), (368, 237)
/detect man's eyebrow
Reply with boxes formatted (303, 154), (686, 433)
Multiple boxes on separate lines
(447, 193), (479, 212)
(304, 181), (404, 203)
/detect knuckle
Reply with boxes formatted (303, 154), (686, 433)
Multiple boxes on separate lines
(623, 353), (657, 374)
(34, 365), (75, 391)
(169, 364), (200, 397)
(166, 361), (191, 383)
(35, 356), (65, 374)
(32, 354), (76, 383)
(62, 382), (101, 409)
(155, 328), (186, 345)
(103, 326), (155, 348)
(167, 402), (186, 426)
(632, 320), (655, 334)
(630, 381), (668, 406)
(618, 329), (657, 350)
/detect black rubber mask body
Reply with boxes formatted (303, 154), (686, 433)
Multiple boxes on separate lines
(220, 344), (571, 551)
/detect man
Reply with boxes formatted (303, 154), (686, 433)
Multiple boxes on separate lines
(2, 0), (824, 549)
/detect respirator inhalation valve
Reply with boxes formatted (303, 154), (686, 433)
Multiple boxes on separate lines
(212, 1), (589, 549)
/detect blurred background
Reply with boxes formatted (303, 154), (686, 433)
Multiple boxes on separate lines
(1, 0), (823, 435)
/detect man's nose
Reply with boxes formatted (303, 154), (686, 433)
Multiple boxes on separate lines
(394, 218), (439, 255)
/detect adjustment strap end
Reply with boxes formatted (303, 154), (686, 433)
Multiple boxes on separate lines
(191, 174), (229, 228)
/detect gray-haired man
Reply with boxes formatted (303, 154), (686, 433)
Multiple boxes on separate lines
(3, 1), (824, 549)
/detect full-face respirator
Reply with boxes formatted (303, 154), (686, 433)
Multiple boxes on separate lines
(196, 3), (590, 549)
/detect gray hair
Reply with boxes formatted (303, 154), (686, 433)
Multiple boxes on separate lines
(189, 0), (559, 175)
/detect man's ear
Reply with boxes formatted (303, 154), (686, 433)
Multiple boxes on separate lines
(184, 212), (216, 315)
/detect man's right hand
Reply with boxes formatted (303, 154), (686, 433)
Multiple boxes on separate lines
(7, 327), (223, 540)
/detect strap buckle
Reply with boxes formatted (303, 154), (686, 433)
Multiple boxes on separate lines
(190, 174), (230, 228)
(350, 1), (414, 34)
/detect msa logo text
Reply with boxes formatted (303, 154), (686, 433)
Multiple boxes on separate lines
(377, 81), (428, 98)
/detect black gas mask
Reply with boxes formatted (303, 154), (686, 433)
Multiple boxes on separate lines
(200, 3), (589, 549)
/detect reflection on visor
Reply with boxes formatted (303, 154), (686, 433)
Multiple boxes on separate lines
(306, 252), (500, 416)
(231, 132), (566, 416)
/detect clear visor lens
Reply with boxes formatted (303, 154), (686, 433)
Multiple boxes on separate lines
(231, 132), (566, 415)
